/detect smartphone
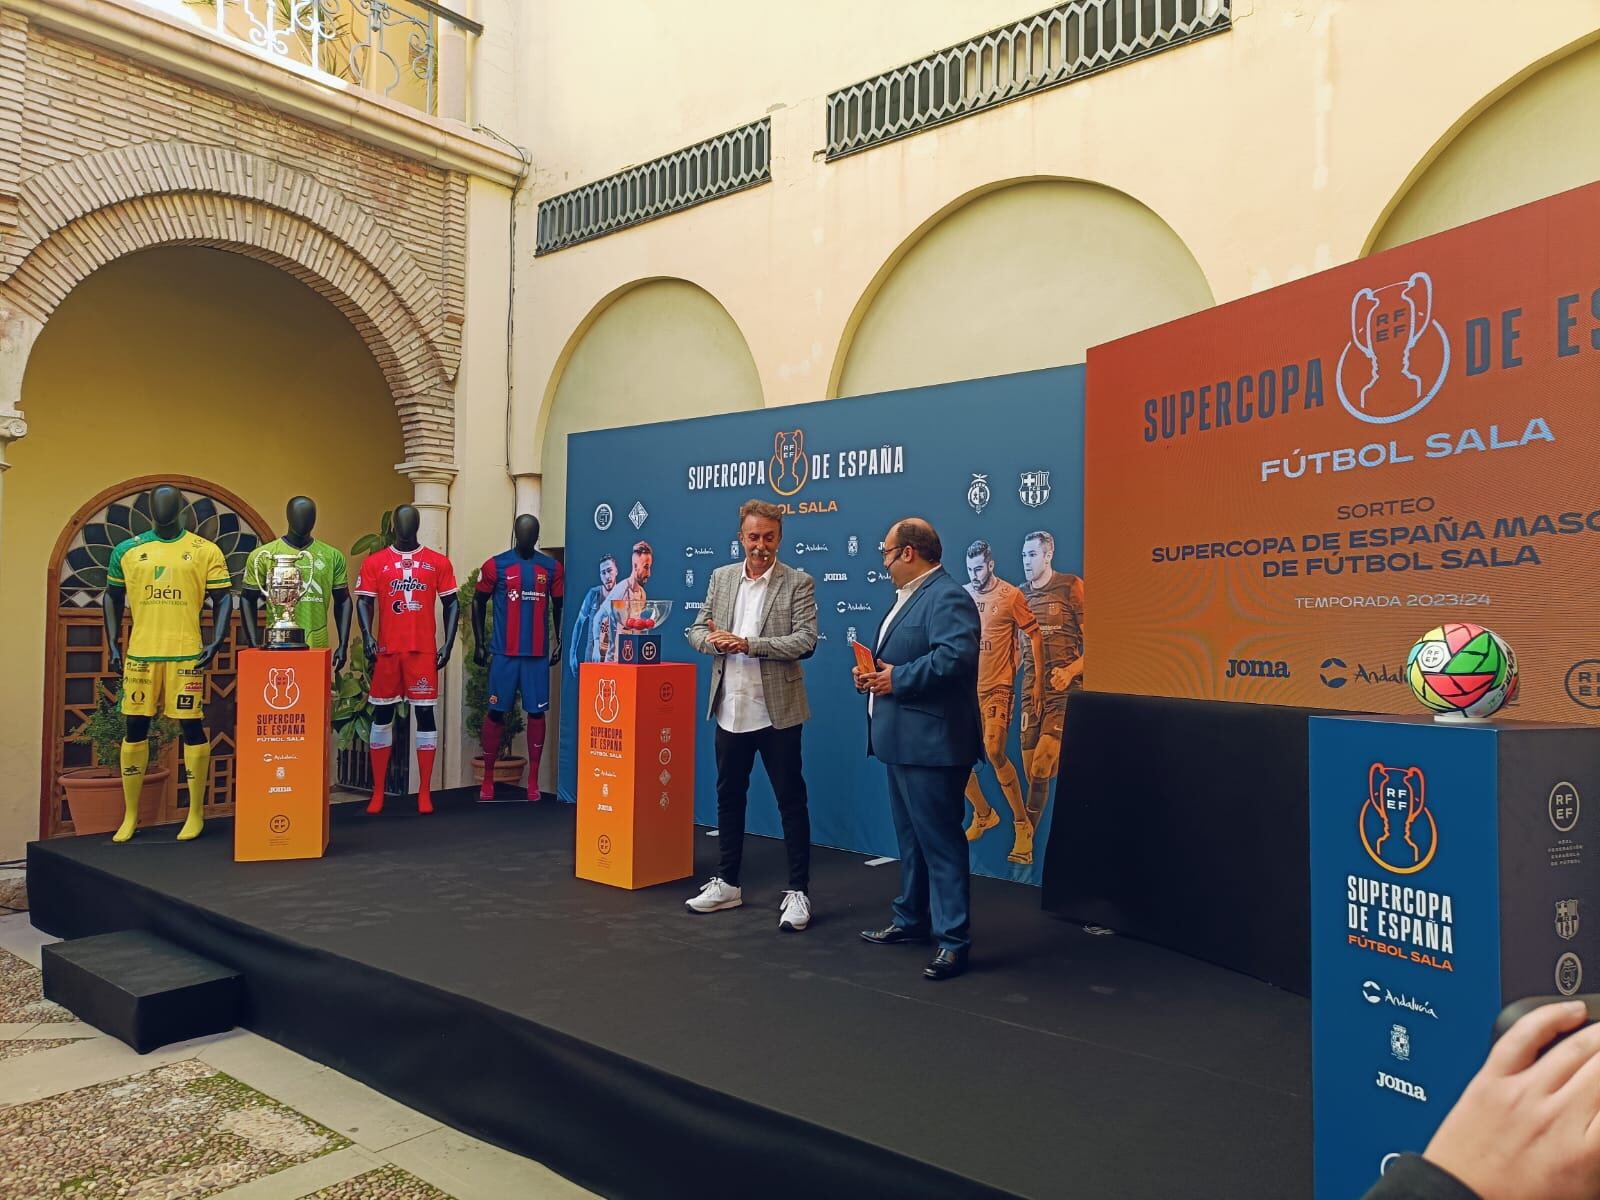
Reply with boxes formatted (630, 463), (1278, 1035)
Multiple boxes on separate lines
(1491, 994), (1600, 1043)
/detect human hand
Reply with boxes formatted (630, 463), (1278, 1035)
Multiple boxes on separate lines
(332, 644), (347, 674)
(197, 639), (224, 669)
(108, 644), (124, 674)
(362, 635), (378, 663)
(1049, 665), (1073, 691)
(861, 663), (894, 696)
(705, 619), (741, 654)
(473, 643), (487, 667)
(1424, 999), (1600, 1200)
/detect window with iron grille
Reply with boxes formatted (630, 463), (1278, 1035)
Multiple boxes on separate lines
(536, 119), (772, 255)
(826, 0), (1231, 160)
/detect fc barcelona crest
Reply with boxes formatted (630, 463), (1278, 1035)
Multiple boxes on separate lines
(1557, 898), (1581, 941)
(1019, 470), (1051, 508)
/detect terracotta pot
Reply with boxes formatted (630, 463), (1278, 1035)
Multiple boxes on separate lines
(60, 766), (172, 836)
(471, 754), (528, 785)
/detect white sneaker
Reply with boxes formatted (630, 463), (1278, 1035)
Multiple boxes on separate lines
(779, 890), (811, 932)
(686, 877), (743, 913)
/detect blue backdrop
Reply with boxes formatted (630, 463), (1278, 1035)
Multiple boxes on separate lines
(560, 365), (1084, 884)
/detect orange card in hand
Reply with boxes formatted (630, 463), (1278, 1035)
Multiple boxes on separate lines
(851, 638), (878, 673)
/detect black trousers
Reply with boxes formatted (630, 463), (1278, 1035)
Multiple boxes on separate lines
(714, 722), (810, 891)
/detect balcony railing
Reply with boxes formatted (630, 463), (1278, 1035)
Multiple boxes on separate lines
(536, 119), (772, 255)
(169, 0), (481, 117)
(826, 0), (1230, 159)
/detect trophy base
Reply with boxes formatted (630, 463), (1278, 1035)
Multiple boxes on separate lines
(266, 628), (308, 651)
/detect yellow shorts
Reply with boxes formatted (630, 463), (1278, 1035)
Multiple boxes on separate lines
(121, 659), (205, 720)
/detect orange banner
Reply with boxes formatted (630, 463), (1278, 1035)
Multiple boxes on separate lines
(235, 649), (331, 861)
(1086, 181), (1600, 721)
(575, 662), (696, 888)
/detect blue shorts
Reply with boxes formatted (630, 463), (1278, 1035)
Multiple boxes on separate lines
(487, 653), (551, 715)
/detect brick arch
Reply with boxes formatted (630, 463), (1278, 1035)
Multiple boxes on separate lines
(1, 144), (458, 462)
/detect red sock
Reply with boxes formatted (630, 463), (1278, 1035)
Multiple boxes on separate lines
(416, 729), (437, 814)
(367, 727), (393, 814)
(526, 715), (546, 802)
(479, 718), (504, 801)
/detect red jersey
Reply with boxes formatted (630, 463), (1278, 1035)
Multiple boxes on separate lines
(355, 546), (458, 655)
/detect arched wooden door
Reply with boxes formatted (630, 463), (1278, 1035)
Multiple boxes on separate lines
(42, 477), (271, 838)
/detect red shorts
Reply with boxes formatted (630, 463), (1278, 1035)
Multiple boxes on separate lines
(369, 651), (438, 706)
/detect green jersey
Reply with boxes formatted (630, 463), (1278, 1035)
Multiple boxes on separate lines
(244, 537), (349, 649)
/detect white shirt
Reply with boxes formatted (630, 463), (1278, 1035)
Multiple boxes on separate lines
(715, 563), (774, 733)
(870, 565), (936, 716)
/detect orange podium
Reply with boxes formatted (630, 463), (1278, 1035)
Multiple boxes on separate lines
(576, 661), (696, 889)
(235, 648), (331, 862)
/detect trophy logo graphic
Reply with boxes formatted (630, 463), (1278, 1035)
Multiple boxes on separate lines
(594, 677), (621, 724)
(1361, 763), (1437, 874)
(1337, 271), (1451, 425)
(769, 429), (809, 497)
(263, 667), (301, 711)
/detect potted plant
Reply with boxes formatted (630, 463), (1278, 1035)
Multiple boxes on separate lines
(62, 684), (179, 835)
(460, 568), (528, 786)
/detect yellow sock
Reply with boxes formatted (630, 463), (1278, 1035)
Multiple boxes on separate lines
(178, 740), (210, 841)
(113, 740), (148, 843)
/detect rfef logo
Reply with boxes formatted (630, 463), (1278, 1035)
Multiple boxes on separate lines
(1361, 763), (1437, 874)
(264, 668), (301, 711)
(594, 677), (620, 724)
(1336, 272), (1451, 425)
(770, 429), (809, 497)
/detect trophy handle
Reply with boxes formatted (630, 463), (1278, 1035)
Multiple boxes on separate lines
(1402, 272), (1433, 350)
(1350, 287), (1378, 360)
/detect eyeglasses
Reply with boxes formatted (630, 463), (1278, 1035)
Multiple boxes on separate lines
(880, 542), (904, 563)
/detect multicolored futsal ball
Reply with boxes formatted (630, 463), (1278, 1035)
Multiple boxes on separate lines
(1406, 623), (1517, 719)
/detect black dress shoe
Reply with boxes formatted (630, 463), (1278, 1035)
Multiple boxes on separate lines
(923, 949), (969, 981)
(859, 924), (930, 945)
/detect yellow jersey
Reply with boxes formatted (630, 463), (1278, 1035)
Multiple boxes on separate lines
(107, 530), (232, 661)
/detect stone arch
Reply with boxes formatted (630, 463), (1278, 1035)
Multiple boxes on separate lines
(534, 277), (762, 544)
(827, 177), (1215, 399)
(1362, 32), (1600, 256)
(0, 143), (457, 463)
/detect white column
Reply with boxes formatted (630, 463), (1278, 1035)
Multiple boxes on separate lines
(512, 471), (541, 517)
(0, 309), (42, 590)
(396, 461), (457, 552)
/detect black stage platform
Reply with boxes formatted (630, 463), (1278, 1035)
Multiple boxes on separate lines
(30, 795), (1311, 1200)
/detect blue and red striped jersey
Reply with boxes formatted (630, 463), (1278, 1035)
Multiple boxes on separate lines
(477, 549), (563, 658)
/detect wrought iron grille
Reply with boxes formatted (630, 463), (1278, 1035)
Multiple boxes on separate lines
(536, 119), (772, 255)
(177, 0), (482, 116)
(825, 0), (1231, 159)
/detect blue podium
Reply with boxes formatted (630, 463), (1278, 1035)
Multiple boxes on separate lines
(1309, 715), (1599, 1198)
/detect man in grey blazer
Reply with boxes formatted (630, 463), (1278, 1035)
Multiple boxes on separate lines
(684, 499), (819, 930)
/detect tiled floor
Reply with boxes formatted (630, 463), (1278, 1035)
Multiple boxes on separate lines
(0, 912), (596, 1200)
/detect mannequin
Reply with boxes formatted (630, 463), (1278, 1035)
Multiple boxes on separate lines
(473, 514), (564, 802)
(354, 504), (459, 814)
(102, 484), (234, 842)
(240, 496), (352, 670)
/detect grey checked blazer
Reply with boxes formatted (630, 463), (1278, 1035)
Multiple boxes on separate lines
(685, 560), (817, 729)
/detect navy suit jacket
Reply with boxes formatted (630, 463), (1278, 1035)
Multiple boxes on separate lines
(866, 566), (983, 768)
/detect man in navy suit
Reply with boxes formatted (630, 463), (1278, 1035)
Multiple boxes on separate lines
(854, 517), (983, 981)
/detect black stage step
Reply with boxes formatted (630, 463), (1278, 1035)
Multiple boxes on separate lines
(42, 929), (241, 1053)
(28, 792), (1311, 1200)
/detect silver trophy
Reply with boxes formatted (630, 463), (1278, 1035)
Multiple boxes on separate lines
(265, 552), (310, 649)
